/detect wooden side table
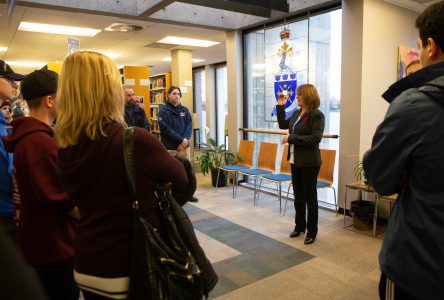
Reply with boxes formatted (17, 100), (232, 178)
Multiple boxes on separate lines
(373, 193), (398, 237)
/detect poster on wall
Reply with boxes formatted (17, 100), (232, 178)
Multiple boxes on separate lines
(397, 45), (420, 80)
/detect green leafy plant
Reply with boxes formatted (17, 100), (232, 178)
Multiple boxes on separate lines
(196, 138), (237, 175)
(353, 160), (366, 182)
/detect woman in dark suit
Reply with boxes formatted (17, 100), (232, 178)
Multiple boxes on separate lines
(276, 84), (325, 245)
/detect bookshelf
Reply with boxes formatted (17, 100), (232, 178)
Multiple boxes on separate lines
(119, 65), (150, 111)
(149, 72), (171, 135)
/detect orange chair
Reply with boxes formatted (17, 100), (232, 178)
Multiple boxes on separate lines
(239, 142), (278, 205)
(216, 140), (255, 198)
(284, 149), (337, 215)
(257, 144), (292, 214)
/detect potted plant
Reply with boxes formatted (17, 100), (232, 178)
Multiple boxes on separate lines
(351, 160), (375, 230)
(196, 138), (237, 187)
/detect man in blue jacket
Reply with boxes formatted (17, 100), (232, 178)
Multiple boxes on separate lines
(0, 60), (24, 238)
(158, 86), (192, 157)
(364, 2), (444, 299)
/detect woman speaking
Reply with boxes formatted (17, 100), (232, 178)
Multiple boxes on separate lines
(276, 84), (325, 245)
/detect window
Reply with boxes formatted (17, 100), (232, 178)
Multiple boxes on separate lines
(215, 64), (228, 146)
(193, 68), (206, 146)
(244, 8), (342, 207)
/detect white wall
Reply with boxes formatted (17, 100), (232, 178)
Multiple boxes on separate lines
(360, 0), (419, 154)
(339, 0), (418, 208)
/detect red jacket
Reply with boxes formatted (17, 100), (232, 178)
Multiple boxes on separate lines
(2, 117), (76, 266)
(57, 122), (188, 278)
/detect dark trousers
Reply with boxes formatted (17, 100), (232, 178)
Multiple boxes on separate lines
(34, 258), (79, 300)
(291, 165), (320, 238)
(0, 215), (16, 240)
(379, 272), (419, 300)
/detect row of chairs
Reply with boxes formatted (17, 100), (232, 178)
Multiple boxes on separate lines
(216, 140), (337, 215)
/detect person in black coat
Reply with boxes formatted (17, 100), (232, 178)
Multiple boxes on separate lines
(124, 88), (150, 131)
(276, 84), (325, 245)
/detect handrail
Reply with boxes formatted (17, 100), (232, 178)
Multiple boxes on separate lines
(239, 128), (339, 139)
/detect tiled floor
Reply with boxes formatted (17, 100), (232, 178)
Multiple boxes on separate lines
(187, 173), (382, 299)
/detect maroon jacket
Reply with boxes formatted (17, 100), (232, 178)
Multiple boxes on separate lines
(2, 117), (76, 266)
(57, 122), (188, 278)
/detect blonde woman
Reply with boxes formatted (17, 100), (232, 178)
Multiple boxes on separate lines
(55, 51), (191, 299)
(277, 84), (325, 245)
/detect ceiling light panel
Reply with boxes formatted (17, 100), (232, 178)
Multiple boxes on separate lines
(18, 22), (101, 37)
(0, 46), (8, 52)
(161, 57), (206, 63)
(157, 36), (219, 48)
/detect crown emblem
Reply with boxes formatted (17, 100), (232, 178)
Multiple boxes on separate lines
(280, 27), (290, 40)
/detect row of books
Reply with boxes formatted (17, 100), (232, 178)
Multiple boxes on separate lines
(150, 92), (165, 104)
(151, 77), (166, 89)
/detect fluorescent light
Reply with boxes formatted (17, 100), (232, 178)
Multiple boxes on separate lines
(0, 46), (7, 52)
(18, 22), (101, 37)
(157, 36), (219, 47)
(7, 61), (46, 68)
(161, 57), (205, 63)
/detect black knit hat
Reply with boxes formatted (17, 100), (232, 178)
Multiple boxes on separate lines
(0, 60), (25, 80)
(20, 70), (58, 101)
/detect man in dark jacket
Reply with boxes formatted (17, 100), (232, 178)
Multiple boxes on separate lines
(363, 2), (444, 299)
(0, 60), (24, 239)
(2, 70), (80, 300)
(124, 87), (150, 131)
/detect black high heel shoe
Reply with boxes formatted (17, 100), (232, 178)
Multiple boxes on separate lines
(304, 237), (316, 245)
(289, 230), (304, 238)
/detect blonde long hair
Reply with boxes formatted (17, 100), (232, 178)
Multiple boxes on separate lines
(56, 51), (124, 148)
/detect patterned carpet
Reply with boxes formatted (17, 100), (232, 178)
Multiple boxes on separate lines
(184, 205), (314, 298)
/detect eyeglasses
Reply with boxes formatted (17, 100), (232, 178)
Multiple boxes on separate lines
(0, 77), (14, 86)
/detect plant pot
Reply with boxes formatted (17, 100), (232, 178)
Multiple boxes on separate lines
(350, 200), (375, 230)
(211, 168), (227, 187)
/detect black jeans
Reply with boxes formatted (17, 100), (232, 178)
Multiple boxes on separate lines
(33, 258), (79, 300)
(0, 215), (15, 240)
(291, 165), (320, 238)
(379, 272), (419, 300)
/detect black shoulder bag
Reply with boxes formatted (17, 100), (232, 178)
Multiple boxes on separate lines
(123, 127), (215, 300)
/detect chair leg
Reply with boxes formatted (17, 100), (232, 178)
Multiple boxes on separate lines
(215, 168), (221, 192)
(232, 171), (237, 199)
(235, 173), (239, 198)
(278, 183), (282, 216)
(253, 176), (258, 206)
(373, 195), (379, 238)
(256, 178), (263, 205)
(332, 186), (338, 215)
(283, 184), (291, 216)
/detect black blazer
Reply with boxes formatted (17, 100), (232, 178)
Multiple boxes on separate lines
(276, 105), (325, 167)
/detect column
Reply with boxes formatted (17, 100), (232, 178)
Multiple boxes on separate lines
(171, 49), (194, 157)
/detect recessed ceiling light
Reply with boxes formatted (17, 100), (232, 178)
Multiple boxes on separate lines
(157, 36), (219, 47)
(18, 22), (101, 37)
(0, 46), (7, 52)
(161, 57), (205, 63)
(7, 61), (46, 68)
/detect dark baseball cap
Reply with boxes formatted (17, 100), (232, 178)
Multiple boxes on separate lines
(0, 60), (25, 81)
(20, 70), (58, 101)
